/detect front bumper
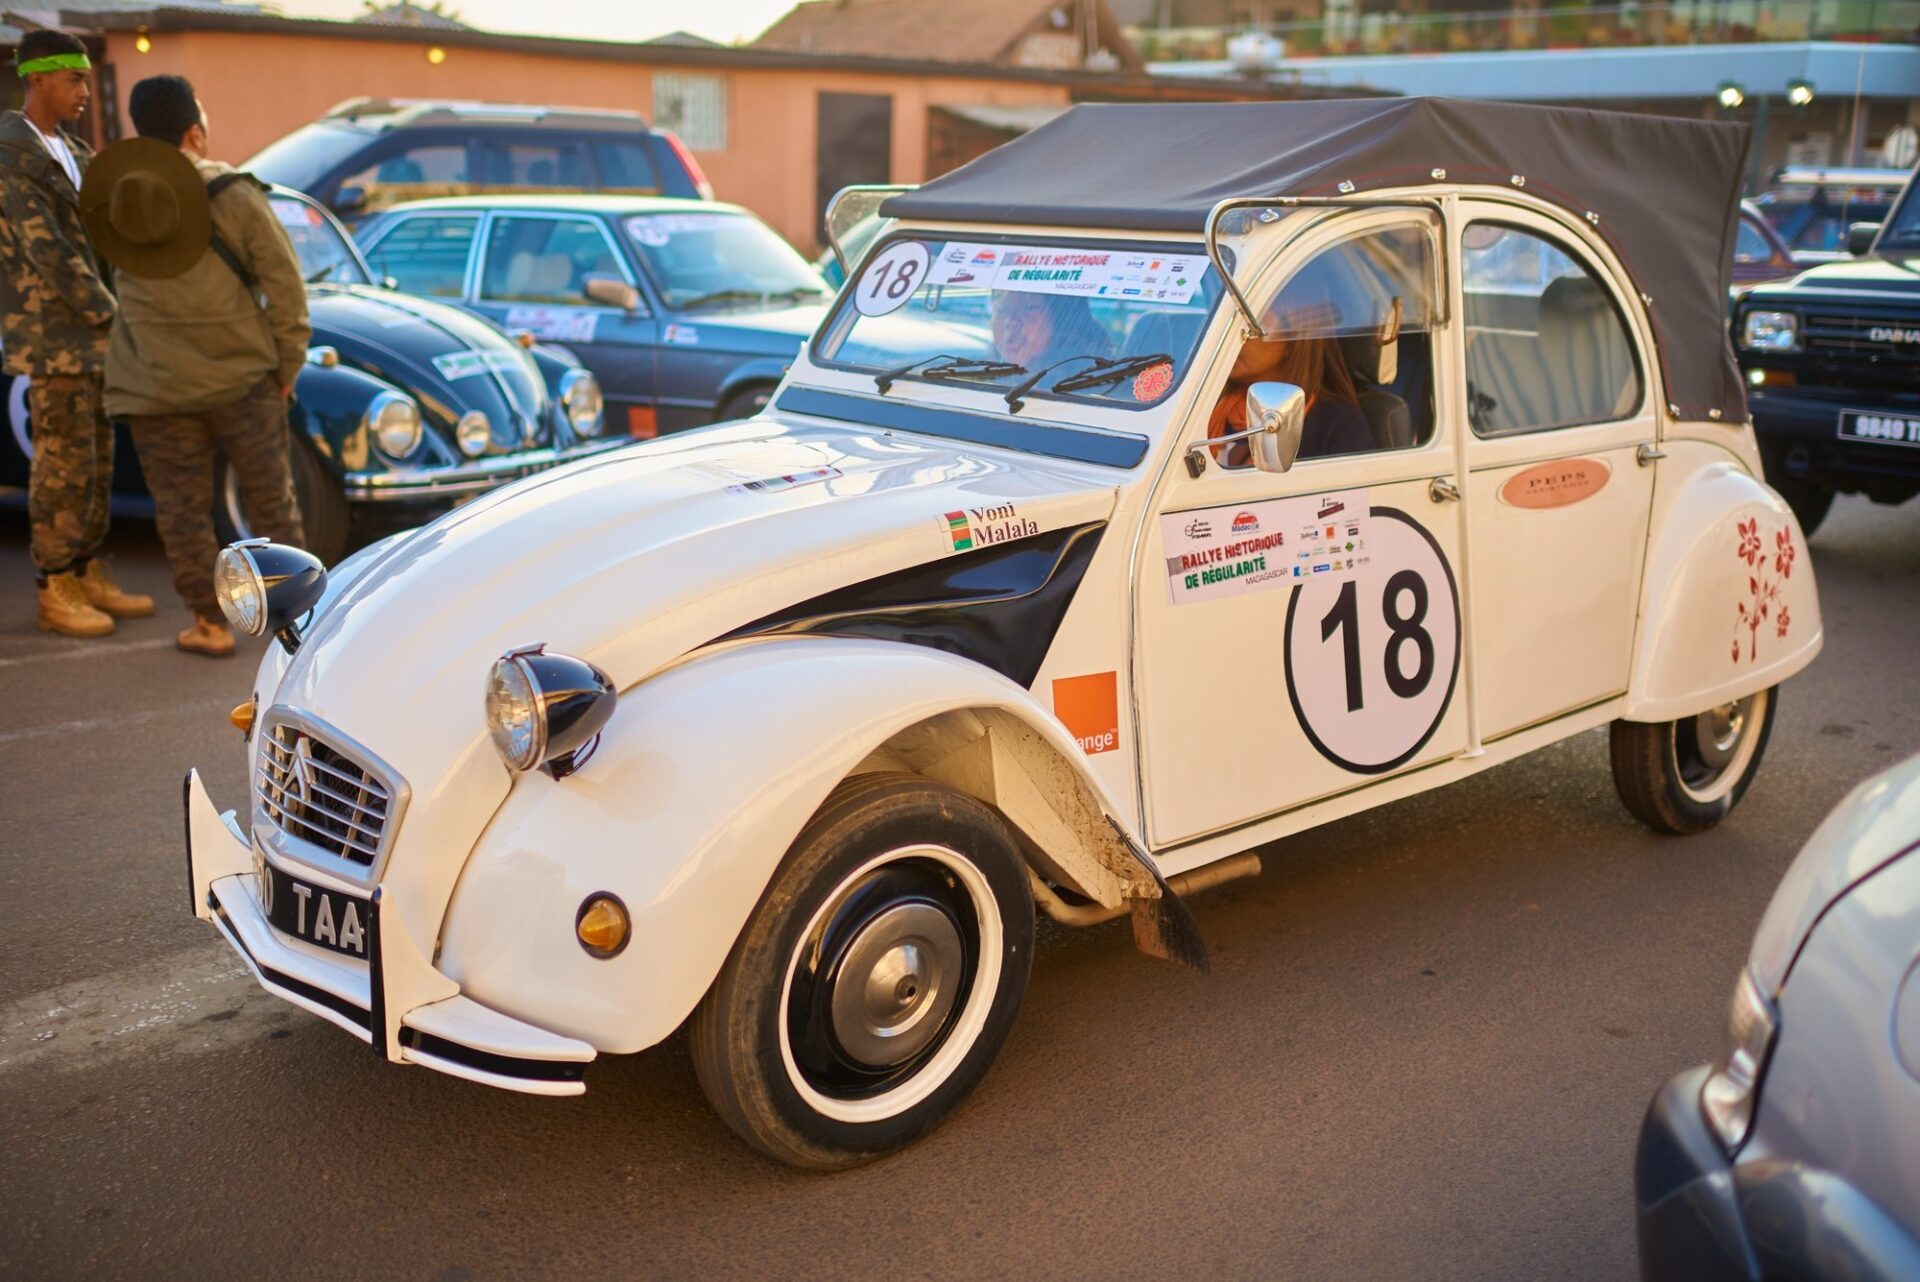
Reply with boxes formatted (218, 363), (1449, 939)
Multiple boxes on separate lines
(342, 436), (630, 502)
(1635, 1067), (1758, 1281)
(1748, 387), (1920, 493)
(183, 769), (596, 1095)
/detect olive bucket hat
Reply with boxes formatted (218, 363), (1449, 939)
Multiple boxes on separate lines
(79, 138), (211, 279)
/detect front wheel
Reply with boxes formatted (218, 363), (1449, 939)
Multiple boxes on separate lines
(213, 433), (350, 565)
(689, 773), (1035, 1170)
(714, 385), (774, 424)
(1610, 687), (1777, 835)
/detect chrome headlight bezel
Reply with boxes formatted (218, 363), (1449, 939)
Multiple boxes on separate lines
(214, 539), (328, 647)
(366, 389), (424, 459)
(1699, 967), (1778, 1154)
(455, 410), (493, 458)
(1740, 310), (1800, 353)
(559, 368), (604, 438)
(484, 644), (618, 778)
(215, 543), (268, 636)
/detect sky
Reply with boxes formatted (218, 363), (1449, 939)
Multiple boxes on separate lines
(278, 0), (803, 46)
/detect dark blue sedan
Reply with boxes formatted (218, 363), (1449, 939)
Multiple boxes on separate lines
(356, 195), (831, 438)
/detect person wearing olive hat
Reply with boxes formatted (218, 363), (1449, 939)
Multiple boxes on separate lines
(0, 29), (156, 638)
(89, 75), (309, 658)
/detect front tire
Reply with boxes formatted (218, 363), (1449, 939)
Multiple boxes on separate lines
(689, 772), (1035, 1170)
(715, 385), (774, 424)
(1610, 687), (1777, 835)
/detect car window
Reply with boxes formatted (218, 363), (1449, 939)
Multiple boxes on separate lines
(592, 141), (661, 194)
(477, 142), (588, 190)
(269, 196), (370, 286)
(364, 215), (478, 298)
(622, 210), (826, 310)
(1211, 223), (1436, 467)
(1735, 217), (1776, 264)
(1461, 223), (1641, 437)
(480, 216), (622, 304)
(335, 143), (470, 215)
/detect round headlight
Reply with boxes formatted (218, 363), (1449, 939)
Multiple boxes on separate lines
(485, 651), (545, 771)
(560, 368), (604, 438)
(215, 543), (267, 636)
(456, 410), (493, 457)
(367, 391), (423, 459)
(484, 644), (618, 776)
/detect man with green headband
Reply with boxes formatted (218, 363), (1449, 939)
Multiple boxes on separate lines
(0, 29), (153, 637)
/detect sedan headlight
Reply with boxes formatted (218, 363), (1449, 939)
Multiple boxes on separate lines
(1741, 310), (1799, 353)
(455, 410), (493, 458)
(559, 368), (604, 438)
(1699, 968), (1778, 1153)
(485, 644), (617, 778)
(214, 539), (328, 649)
(366, 390), (423, 459)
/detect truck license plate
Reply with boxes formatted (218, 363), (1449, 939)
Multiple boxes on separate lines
(255, 852), (371, 958)
(1838, 410), (1920, 448)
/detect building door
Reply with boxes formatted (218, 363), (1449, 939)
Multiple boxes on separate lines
(816, 93), (892, 244)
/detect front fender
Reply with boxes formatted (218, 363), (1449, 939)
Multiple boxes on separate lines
(1625, 445), (1823, 722)
(290, 361), (401, 476)
(436, 636), (1130, 1054)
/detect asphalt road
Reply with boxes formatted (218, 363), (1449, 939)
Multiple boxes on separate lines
(2, 494), (1917, 1281)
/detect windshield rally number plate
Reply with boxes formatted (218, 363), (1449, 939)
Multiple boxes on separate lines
(1282, 508), (1461, 775)
(856, 241), (930, 318)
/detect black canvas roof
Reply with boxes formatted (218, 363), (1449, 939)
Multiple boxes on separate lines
(882, 98), (1752, 423)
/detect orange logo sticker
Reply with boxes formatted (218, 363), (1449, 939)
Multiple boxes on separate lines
(1499, 458), (1611, 509)
(1053, 672), (1118, 755)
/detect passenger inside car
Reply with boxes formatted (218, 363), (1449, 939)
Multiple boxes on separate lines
(1207, 309), (1374, 467)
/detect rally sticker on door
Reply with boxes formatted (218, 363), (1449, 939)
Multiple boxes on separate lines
(1498, 458), (1611, 509)
(1160, 490), (1371, 605)
(504, 306), (598, 343)
(1052, 671), (1119, 755)
(1282, 508), (1460, 774)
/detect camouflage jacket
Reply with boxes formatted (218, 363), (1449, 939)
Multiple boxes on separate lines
(0, 111), (114, 377)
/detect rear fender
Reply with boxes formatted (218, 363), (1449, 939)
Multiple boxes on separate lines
(1625, 447), (1822, 722)
(437, 636), (1140, 1054)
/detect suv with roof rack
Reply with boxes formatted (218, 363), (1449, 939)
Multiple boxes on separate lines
(244, 99), (713, 228)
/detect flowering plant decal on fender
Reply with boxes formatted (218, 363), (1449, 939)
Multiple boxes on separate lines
(1161, 490), (1370, 604)
(940, 503), (1039, 552)
(1732, 516), (1796, 662)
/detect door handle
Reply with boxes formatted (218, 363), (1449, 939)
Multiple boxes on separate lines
(1637, 443), (1668, 467)
(1428, 477), (1461, 504)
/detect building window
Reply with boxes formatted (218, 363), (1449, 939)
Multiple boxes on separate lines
(654, 73), (727, 152)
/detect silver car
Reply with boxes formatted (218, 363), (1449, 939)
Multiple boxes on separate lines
(1636, 753), (1920, 1280)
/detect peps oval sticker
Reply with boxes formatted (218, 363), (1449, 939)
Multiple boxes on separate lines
(1498, 458), (1611, 510)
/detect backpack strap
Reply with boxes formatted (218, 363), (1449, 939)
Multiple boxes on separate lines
(204, 171), (266, 299)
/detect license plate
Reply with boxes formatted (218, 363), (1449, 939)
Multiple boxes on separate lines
(1838, 410), (1920, 449)
(254, 850), (371, 958)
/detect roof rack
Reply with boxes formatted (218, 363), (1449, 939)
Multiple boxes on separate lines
(1767, 165), (1912, 190)
(322, 99), (651, 131)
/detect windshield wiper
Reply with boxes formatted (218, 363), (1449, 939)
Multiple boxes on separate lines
(1051, 352), (1175, 395)
(874, 355), (1025, 395)
(305, 262), (336, 284)
(1002, 354), (1109, 414)
(679, 285), (827, 311)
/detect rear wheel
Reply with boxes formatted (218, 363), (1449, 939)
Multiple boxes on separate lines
(213, 433), (349, 565)
(1610, 687), (1776, 835)
(689, 773), (1035, 1170)
(1758, 439), (1835, 537)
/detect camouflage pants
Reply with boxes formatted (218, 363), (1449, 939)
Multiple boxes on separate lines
(126, 377), (306, 622)
(27, 374), (113, 576)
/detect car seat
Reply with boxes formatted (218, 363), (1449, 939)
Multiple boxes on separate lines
(1337, 333), (1414, 450)
(1536, 275), (1637, 425)
(503, 252), (577, 301)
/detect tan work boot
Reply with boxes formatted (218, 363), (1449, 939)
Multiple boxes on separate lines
(78, 557), (156, 618)
(177, 616), (236, 658)
(37, 572), (115, 638)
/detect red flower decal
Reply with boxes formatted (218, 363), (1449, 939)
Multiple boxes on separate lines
(1732, 516), (1795, 663)
(1737, 517), (1762, 566)
(1774, 528), (1795, 579)
(1132, 362), (1174, 402)
(1776, 604), (1791, 638)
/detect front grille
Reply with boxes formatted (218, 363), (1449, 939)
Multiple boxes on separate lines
(257, 722), (391, 866)
(1804, 313), (1920, 361)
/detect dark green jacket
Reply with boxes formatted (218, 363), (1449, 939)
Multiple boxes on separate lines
(0, 111), (114, 377)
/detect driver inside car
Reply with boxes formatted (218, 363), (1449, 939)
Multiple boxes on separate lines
(1207, 303), (1373, 468)
(988, 290), (1111, 375)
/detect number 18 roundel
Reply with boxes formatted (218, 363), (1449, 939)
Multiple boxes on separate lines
(1283, 508), (1460, 774)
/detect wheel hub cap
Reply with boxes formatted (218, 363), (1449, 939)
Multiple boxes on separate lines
(829, 902), (962, 1068)
(1694, 699), (1748, 770)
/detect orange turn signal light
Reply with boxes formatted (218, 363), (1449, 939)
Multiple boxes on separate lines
(576, 893), (631, 959)
(230, 699), (256, 735)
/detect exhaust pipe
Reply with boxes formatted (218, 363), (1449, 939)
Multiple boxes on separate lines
(1030, 851), (1263, 927)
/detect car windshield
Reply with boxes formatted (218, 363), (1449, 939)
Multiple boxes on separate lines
(1881, 181), (1920, 247)
(270, 195), (372, 286)
(811, 235), (1221, 411)
(245, 122), (372, 190)
(621, 210), (828, 310)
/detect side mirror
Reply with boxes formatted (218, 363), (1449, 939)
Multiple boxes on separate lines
(1846, 222), (1882, 256)
(1183, 381), (1306, 477)
(334, 186), (368, 214)
(584, 275), (640, 311)
(379, 275), (400, 291)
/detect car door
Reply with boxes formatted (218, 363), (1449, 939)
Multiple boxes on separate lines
(359, 212), (481, 301)
(1456, 208), (1656, 740)
(468, 211), (660, 435)
(1137, 210), (1471, 848)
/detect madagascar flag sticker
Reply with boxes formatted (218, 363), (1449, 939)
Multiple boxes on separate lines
(946, 511), (973, 551)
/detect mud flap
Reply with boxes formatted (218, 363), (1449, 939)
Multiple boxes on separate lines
(1104, 815), (1211, 974)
